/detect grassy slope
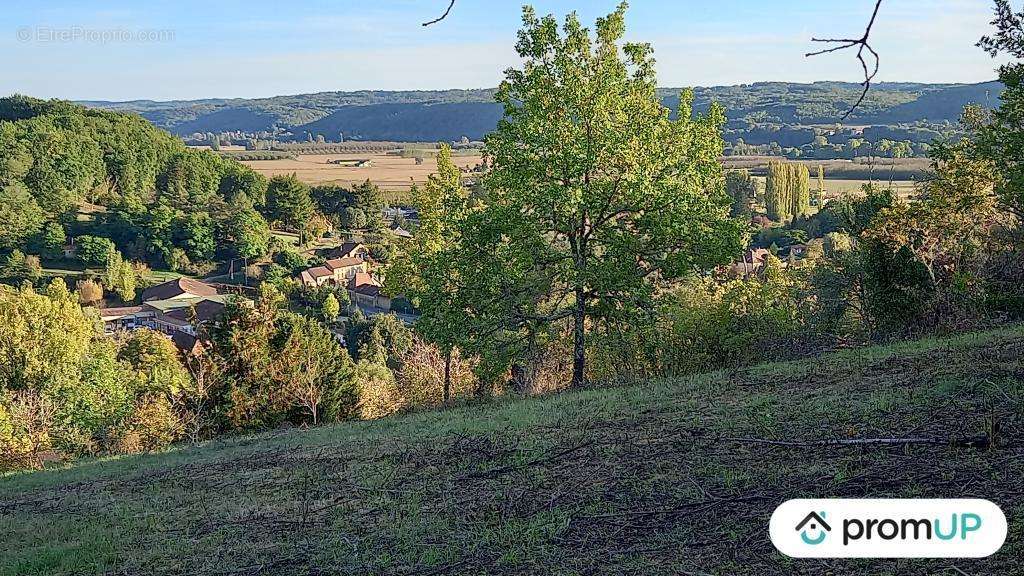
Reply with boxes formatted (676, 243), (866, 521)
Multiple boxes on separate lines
(2, 328), (1022, 576)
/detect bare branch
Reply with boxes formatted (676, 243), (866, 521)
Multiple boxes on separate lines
(806, 0), (884, 121)
(423, 0), (456, 27)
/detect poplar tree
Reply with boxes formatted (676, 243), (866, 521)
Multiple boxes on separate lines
(791, 163), (811, 217)
(386, 144), (468, 402)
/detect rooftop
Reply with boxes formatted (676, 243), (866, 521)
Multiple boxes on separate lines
(141, 277), (218, 302)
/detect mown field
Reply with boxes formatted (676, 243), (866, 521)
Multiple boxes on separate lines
(241, 152), (482, 192)
(752, 177), (920, 202)
(2, 327), (1021, 576)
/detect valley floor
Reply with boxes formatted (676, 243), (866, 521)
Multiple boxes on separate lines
(2, 327), (1023, 575)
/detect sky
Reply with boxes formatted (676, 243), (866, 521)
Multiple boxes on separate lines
(0, 0), (1011, 101)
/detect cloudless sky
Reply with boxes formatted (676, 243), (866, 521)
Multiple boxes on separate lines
(0, 0), (1010, 101)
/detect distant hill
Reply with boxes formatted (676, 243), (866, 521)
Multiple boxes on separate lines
(78, 81), (1003, 148)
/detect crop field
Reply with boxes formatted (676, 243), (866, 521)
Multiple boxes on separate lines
(752, 177), (920, 202)
(241, 152), (924, 206)
(241, 152), (483, 191)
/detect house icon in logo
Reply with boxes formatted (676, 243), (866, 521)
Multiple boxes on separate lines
(796, 512), (831, 545)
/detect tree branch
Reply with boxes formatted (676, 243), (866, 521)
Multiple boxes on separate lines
(423, 0), (456, 27)
(806, 0), (884, 121)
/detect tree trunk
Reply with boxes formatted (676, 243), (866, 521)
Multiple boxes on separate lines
(571, 286), (586, 388)
(443, 347), (452, 404)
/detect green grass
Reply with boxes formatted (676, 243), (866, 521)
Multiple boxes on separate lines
(2, 326), (1022, 575)
(140, 269), (186, 283)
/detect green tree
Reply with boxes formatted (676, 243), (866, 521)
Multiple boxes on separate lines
(724, 170), (757, 217)
(265, 174), (313, 235)
(351, 180), (385, 231)
(975, 0), (1024, 219)
(76, 236), (117, 266)
(791, 163), (811, 217)
(157, 149), (221, 209)
(387, 144), (468, 402)
(218, 162), (268, 207)
(322, 293), (340, 322)
(0, 183), (45, 251)
(35, 222), (66, 259)
(764, 161), (790, 221)
(460, 3), (741, 388)
(816, 165), (826, 207)
(224, 194), (271, 260)
(103, 250), (136, 302)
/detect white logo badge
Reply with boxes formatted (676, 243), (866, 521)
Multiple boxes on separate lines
(770, 499), (1007, 558)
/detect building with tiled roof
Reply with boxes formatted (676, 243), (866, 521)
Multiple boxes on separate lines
(141, 278), (218, 302)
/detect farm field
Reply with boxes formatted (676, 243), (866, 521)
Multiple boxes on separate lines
(2, 326), (1021, 576)
(241, 152), (483, 191)
(242, 151), (922, 204)
(753, 176), (920, 201)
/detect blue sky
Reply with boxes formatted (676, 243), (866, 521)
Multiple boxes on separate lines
(0, 0), (1010, 101)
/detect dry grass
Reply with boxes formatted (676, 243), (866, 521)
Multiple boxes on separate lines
(3, 326), (1021, 575)
(241, 153), (482, 192)
(752, 177), (920, 202)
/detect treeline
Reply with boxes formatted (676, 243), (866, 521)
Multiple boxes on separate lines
(89, 81), (1000, 145)
(0, 95), (276, 280)
(0, 96), (403, 285)
(0, 279), (457, 470)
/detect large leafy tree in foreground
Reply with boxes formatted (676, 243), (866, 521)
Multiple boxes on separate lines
(977, 0), (1024, 219)
(461, 2), (741, 388)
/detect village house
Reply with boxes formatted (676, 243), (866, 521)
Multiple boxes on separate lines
(389, 223), (413, 239)
(299, 255), (368, 287)
(347, 272), (392, 312)
(334, 241), (369, 260)
(99, 278), (233, 345)
(729, 247), (773, 276)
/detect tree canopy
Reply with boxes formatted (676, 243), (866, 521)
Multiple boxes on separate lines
(444, 3), (742, 388)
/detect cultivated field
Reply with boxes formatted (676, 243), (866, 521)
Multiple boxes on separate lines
(241, 152), (483, 191)
(2, 326), (1021, 576)
(753, 177), (920, 201)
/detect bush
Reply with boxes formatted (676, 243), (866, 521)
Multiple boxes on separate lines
(396, 338), (477, 407)
(276, 249), (308, 273)
(0, 389), (55, 471)
(76, 236), (117, 266)
(354, 361), (404, 420)
(108, 395), (182, 454)
(76, 278), (104, 305)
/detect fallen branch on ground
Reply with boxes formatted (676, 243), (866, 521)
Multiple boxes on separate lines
(459, 439), (596, 480)
(724, 434), (995, 450)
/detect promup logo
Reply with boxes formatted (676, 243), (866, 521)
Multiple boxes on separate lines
(795, 512), (831, 545)
(770, 499), (1007, 558)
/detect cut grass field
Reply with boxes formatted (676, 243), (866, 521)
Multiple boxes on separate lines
(752, 177), (919, 203)
(241, 152), (482, 192)
(2, 327), (1022, 575)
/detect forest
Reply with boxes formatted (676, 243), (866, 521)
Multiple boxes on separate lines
(84, 81), (1003, 154)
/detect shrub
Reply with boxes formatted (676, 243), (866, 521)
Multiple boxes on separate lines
(396, 338), (477, 407)
(76, 236), (117, 266)
(76, 278), (104, 305)
(354, 361), (404, 420)
(0, 389), (55, 471)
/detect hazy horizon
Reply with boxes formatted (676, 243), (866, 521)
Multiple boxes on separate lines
(0, 0), (1011, 101)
